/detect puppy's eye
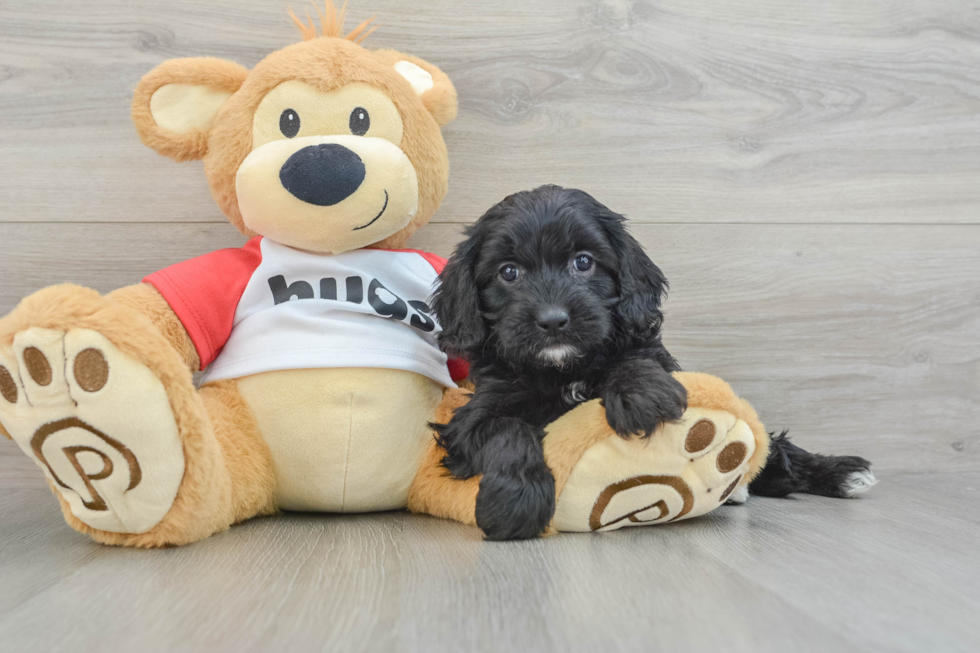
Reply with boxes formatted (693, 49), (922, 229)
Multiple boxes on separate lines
(499, 264), (520, 283)
(573, 254), (594, 273)
(349, 107), (370, 136)
(279, 109), (300, 138)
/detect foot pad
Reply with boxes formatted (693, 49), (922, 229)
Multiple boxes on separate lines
(0, 328), (184, 534)
(553, 406), (756, 532)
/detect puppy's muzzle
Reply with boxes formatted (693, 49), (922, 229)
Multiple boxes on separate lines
(279, 144), (365, 207)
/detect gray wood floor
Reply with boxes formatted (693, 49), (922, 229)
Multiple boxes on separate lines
(2, 470), (978, 653)
(1, 0), (979, 651)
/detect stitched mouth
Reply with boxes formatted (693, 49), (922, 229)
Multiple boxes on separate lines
(352, 190), (389, 231)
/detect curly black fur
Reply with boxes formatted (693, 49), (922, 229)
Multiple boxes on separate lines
(749, 431), (874, 498)
(430, 185), (687, 540)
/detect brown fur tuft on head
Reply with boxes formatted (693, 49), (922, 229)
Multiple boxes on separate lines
(289, 0), (379, 44)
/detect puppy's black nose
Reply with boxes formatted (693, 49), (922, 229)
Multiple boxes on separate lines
(279, 143), (365, 206)
(536, 308), (569, 336)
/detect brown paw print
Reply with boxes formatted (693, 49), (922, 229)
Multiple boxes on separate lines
(0, 327), (185, 534)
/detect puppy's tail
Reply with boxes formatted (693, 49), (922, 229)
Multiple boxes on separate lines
(748, 431), (877, 499)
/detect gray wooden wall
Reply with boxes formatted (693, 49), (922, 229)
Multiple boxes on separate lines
(1, 0), (978, 477)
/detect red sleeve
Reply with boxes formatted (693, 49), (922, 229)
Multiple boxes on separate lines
(447, 357), (470, 383)
(382, 248), (448, 274)
(144, 237), (263, 370)
(416, 251), (448, 274)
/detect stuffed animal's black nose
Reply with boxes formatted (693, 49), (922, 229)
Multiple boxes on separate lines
(279, 144), (365, 206)
(536, 308), (570, 336)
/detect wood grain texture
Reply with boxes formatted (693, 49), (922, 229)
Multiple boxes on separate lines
(2, 1), (980, 648)
(1, 222), (976, 474)
(1, 0), (980, 224)
(0, 473), (977, 652)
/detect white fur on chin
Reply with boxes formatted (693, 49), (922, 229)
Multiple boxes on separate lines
(537, 344), (579, 367)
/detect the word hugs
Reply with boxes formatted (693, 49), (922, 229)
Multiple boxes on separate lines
(268, 274), (437, 332)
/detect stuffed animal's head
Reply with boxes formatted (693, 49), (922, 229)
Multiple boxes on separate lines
(131, 2), (457, 253)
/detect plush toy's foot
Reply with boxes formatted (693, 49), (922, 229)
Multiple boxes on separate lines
(0, 284), (276, 547)
(0, 327), (184, 534)
(409, 372), (770, 535)
(548, 402), (758, 532)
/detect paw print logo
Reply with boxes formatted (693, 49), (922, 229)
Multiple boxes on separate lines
(0, 327), (184, 534)
(31, 417), (142, 512)
(589, 475), (694, 530)
(554, 409), (756, 533)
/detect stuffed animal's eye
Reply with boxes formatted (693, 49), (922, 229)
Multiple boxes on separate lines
(279, 109), (300, 138)
(349, 107), (370, 136)
(499, 264), (520, 283)
(573, 254), (594, 272)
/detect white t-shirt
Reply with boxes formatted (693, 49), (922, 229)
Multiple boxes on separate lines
(144, 237), (465, 388)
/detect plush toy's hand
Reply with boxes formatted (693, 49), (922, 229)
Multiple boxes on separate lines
(601, 359), (687, 438)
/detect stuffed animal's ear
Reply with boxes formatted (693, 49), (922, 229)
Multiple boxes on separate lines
(432, 223), (488, 358)
(593, 203), (668, 338)
(373, 50), (458, 126)
(132, 57), (249, 162)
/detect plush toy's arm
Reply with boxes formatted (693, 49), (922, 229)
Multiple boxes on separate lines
(136, 238), (263, 371)
(107, 283), (199, 370)
(408, 387), (479, 524)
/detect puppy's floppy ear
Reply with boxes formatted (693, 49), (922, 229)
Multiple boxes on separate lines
(433, 222), (489, 358)
(595, 206), (668, 337)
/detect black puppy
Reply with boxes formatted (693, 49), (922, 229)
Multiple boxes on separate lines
(431, 185), (686, 540)
(432, 185), (875, 541)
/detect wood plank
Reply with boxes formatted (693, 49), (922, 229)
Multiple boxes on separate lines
(0, 222), (976, 474)
(687, 471), (980, 653)
(0, 489), (106, 614)
(2, 0), (980, 224)
(0, 223), (250, 304)
(0, 473), (977, 652)
(0, 452), (43, 491)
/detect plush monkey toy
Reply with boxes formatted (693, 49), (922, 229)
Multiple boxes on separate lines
(0, 3), (769, 546)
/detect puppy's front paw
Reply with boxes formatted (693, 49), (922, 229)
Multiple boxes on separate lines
(475, 464), (556, 541)
(602, 367), (687, 438)
(432, 420), (481, 479)
(441, 450), (479, 480)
